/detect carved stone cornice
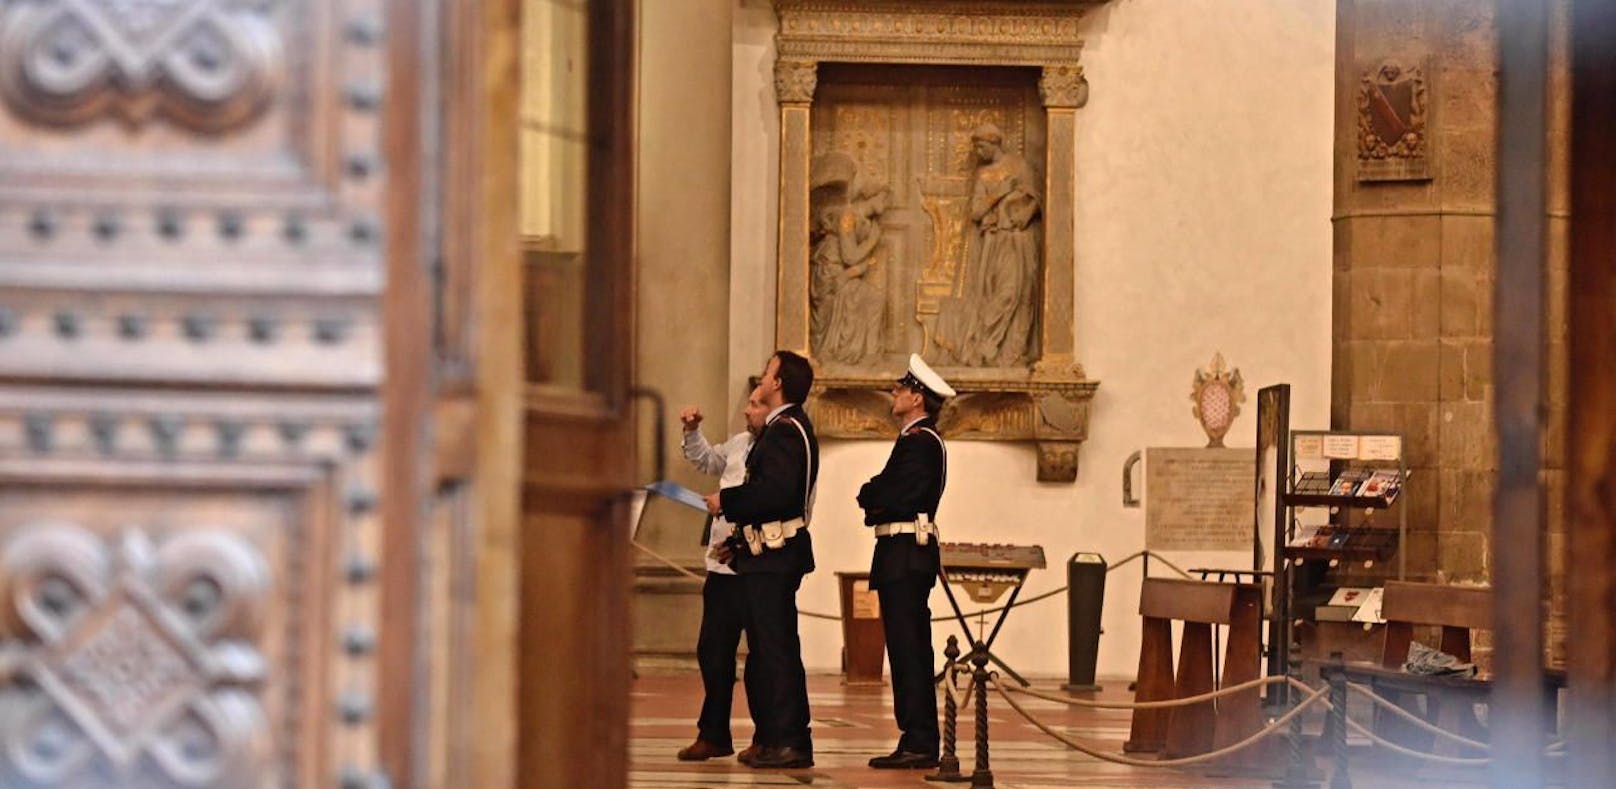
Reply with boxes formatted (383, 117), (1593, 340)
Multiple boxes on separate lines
(1040, 63), (1089, 108)
(773, 0), (1101, 67)
(806, 375), (1099, 482)
(774, 59), (818, 103)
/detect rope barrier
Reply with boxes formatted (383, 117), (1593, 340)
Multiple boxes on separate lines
(1004, 674), (1296, 710)
(991, 677), (1331, 768)
(629, 540), (839, 620)
(939, 670), (974, 710)
(1339, 683), (1564, 761)
(928, 550), (1193, 622)
(1345, 681), (1491, 752)
(631, 540), (706, 582)
(632, 541), (1198, 623)
(1341, 715), (1491, 766)
(642, 535), (1562, 774)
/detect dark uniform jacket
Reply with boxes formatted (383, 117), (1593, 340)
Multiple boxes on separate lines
(720, 403), (818, 576)
(857, 416), (946, 589)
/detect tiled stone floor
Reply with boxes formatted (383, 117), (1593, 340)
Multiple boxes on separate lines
(629, 673), (1496, 788)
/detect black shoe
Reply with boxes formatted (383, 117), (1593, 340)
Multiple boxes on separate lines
(748, 745), (814, 769)
(736, 743), (762, 766)
(867, 749), (940, 769)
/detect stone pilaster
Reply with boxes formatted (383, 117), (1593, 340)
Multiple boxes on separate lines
(1035, 64), (1084, 379)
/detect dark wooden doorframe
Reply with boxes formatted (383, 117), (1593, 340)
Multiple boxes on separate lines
(1566, 1), (1616, 784)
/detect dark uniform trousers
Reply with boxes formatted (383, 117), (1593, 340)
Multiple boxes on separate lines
(858, 416), (946, 757)
(695, 572), (762, 749)
(876, 557), (940, 754)
(721, 405), (818, 754)
(739, 559), (812, 751)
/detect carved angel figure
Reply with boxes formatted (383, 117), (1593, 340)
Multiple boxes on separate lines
(810, 171), (888, 365)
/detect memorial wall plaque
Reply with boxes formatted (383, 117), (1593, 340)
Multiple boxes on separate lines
(1145, 447), (1256, 551)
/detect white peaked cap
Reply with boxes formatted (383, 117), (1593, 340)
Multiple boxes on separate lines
(900, 353), (956, 399)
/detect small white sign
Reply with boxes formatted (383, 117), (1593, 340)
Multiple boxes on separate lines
(1350, 587), (1386, 624)
(1322, 435), (1361, 459)
(851, 580), (880, 619)
(1294, 435), (1324, 459)
(1359, 435), (1402, 460)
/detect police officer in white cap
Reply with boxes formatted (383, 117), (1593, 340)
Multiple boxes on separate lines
(857, 353), (955, 769)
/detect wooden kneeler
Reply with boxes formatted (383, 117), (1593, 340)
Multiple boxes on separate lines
(1124, 578), (1268, 767)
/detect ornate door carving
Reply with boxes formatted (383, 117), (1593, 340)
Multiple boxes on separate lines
(0, 0), (396, 785)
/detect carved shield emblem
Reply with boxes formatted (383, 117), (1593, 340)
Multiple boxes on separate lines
(1191, 353), (1245, 448)
(1357, 59), (1430, 181)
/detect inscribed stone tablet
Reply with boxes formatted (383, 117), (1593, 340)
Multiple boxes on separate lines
(1145, 447), (1256, 551)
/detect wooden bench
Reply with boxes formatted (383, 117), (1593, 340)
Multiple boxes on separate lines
(1337, 581), (1565, 757)
(1125, 577), (1269, 766)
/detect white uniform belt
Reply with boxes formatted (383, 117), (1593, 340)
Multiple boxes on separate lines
(873, 518), (938, 544)
(739, 518), (806, 555)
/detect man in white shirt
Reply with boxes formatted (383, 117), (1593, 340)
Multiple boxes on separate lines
(676, 392), (768, 763)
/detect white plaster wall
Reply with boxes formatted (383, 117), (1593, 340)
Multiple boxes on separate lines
(728, 0), (1336, 679)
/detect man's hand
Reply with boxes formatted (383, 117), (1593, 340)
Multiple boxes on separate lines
(703, 492), (723, 515)
(714, 542), (735, 565)
(679, 406), (704, 432)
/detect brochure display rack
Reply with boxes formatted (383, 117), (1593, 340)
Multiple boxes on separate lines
(1274, 430), (1406, 671)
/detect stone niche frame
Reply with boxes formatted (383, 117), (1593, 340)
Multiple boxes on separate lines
(771, 0), (1103, 481)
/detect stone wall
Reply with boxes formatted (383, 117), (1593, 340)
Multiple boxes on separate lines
(1331, 0), (1568, 662)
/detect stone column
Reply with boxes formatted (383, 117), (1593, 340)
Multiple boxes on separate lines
(633, 0), (733, 669)
(1331, 0), (1570, 663)
(773, 59), (817, 354)
(1035, 63), (1087, 379)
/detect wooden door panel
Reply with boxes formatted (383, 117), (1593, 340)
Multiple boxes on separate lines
(0, 390), (377, 786)
(0, 0), (396, 786)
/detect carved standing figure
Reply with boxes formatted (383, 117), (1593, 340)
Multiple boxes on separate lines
(810, 177), (888, 365)
(935, 123), (1042, 367)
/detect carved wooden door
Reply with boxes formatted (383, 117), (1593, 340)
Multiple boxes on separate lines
(0, 1), (410, 786)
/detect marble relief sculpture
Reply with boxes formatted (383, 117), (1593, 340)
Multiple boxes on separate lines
(934, 123), (1042, 368)
(810, 153), (889, 366)
(772, 0), (1100, 481)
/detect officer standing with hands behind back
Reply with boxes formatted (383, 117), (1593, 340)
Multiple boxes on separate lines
(858, 354), (954, 769)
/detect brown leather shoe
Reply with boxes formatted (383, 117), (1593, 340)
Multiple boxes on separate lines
(736, 744), (762, 766)
(747, 745), (813, 769)
(676, 740), (734, 761)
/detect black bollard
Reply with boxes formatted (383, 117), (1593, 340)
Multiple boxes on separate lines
(969, 650), (994, 789)
(928, 636), (967, 783)
(1064, 552), (1107, 691)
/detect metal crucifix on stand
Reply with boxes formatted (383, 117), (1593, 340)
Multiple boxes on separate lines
(927, 542), (1047, 788)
